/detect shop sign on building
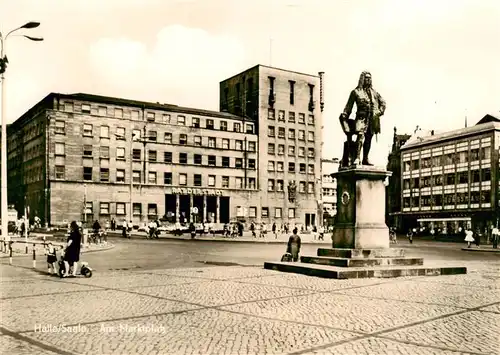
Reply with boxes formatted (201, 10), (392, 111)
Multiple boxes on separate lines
(169, 188), (223, 196)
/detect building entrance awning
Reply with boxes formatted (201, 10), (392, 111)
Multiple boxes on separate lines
(417, 217), (471, 222)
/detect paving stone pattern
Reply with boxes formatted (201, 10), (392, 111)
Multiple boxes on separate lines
(1, 263), (499, 355)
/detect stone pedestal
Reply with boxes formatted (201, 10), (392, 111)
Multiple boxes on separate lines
(332, 165), (391, 249)
(263, 165), (467, 279)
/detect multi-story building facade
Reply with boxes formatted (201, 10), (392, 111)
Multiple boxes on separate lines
(386, 127), (411, 230)
(220, 65), (324, 227)
(7, 93), (259, 226)
(399, 114), (500, 235)
(5, 64), (325, 228)
(321, 158), (339, 226)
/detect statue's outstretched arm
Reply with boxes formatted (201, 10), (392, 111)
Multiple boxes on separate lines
(377, 92), (386, 115)
(342, 90), (356, 118)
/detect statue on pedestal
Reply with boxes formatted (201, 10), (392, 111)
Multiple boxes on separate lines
(339, 71), (386, 167)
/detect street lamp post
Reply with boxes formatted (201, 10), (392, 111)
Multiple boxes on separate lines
(0, 22), (42, 240)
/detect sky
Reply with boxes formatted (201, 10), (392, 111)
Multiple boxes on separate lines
(1, 0), (499, 166)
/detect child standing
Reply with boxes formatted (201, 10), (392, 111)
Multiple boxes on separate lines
(464, 228), (474, 248)
(46, 242), (57, 274)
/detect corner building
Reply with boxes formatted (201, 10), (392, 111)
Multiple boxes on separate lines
(220, 65), (324, 227)
(6, 65), (324, 228)
(7, 93), (259, 226)
(399, 114), (500, 235)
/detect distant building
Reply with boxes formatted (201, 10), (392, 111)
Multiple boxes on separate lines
(399, 114), (500, 236)
(321, 158), (339, 225)
(386, 127), (411, 230)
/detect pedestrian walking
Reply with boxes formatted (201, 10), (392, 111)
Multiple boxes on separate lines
(189, 222), (196, 239)
(318, 225), (325, 240)
(464, 228), (474, 248)
(492, 226), (499, 249)
(250, 222), (256, 238)
(272, 222), (277, 239)
(260, 222), (267, 238)
(286, 228), (302, 262)
(474, 228), (481, 248)
(122, 220), (127, 238)
(62, 221), (82, 277)
(406, 229), (412, 244)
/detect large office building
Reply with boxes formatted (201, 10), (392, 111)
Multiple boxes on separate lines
(220, 65), (324, 227)
(398, 114), (500, 234)
(6, 65), (324, 228)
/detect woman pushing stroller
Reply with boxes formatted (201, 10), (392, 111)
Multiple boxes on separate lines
(61, 221), (82, 277)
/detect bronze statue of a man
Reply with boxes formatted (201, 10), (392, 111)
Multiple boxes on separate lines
(340, 71), (386, 166)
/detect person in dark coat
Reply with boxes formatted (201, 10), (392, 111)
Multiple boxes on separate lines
(287, 228), (301, 262)
(189, 222), (196, 239)
(63, 221), (82, 277)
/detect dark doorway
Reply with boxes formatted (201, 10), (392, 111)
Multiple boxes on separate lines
(305, 213), (316, 227)
(219, 196), (230, 223)
(206, 196), (217, 223)
(179, 195), (190, 224)
(193, 196), (204, 223)
(165, 194), (176, 223)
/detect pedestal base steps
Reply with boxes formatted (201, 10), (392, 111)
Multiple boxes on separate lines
(263, 248), (467, 279)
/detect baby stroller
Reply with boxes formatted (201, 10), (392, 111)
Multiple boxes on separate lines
(58, 247), (93, 278)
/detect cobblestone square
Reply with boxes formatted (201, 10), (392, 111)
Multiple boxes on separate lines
(0, 279), (102, 299)
(383, 310), (500, 354)
(335, 279), (500, 308)
(72, 272), (207, 289)
(1, 261), (499, 354)
(230, 272), (392, 291)
(142, 266), (276, 280)
(1, 289), (201, 332)
(300, 337), (471, 355)
(0, 334), (60, 355)
(220, 291), (462, 333)
(418, 273), (500, 289)
(131, 279), (313, 307)
(24, 309), (359, 355)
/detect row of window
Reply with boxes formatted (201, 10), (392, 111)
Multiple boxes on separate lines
(269, 144), (315, 157)
(84, 201), (158, 217)
(238, 206), (297, 219)
(55, 166), (256, 189)
(403, 147), (491, 171)
(22, 166), (43, 184)
(267, 109), (315, 125)
(403, 169), (492, 189)
(62, 103), (256, 132)
(56, 121), (258, 148)
(322, 187), (336, 196)
(268, 161), (315, 174)
(80, 145), (258, 169)
(86, 201), (298, 220)
(268, 126), (315, 141)
(403, 190), (491, 208)
(268, 179), (315, 193)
